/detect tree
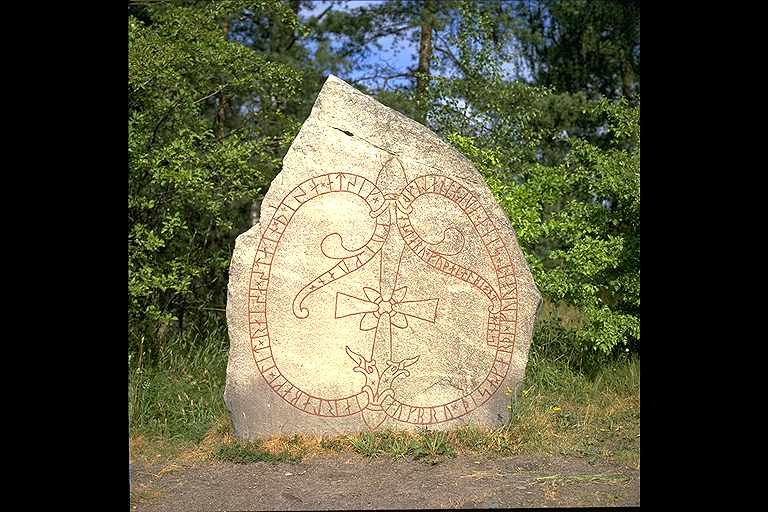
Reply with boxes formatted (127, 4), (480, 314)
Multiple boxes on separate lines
(128, 0), (305, 349)
(513, 0), (640, 100)
(305, 0), (461, 120)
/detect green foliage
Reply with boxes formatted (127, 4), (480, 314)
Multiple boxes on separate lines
(429, 13), (640, 356)
(446, 96), (639, 355)
(308, 0), (454, 76)
(512, 0), (640, 99)
(349, 431), (385, 456)
(128, 1), (306, 345)
(508, 350), (640, 465)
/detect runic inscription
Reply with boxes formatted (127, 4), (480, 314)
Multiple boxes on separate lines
(248, 166), (518, 430)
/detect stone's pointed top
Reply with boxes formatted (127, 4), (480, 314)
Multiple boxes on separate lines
(304, 72), (479, 186)
(224, 68), (541, 437)
(322, 74), (358, 92)
(318, 74), (367, 103)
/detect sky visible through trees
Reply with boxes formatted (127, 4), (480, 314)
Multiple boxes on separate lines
(298, 0), (533, 90)
(302, 1), (414, 87)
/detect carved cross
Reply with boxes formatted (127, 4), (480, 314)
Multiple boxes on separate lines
(335, 285), (438, 363)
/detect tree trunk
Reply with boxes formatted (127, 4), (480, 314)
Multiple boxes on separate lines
(284, 0), (301, 50)
(415, 1), (434, 124)
(216, 19), (230, 138)
(622, 57), (634, 99)
(215, 94), (228, 138)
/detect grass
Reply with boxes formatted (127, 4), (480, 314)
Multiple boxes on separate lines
(506, 352), (640, 466)
(345, 429), (456, 463)
(129, 312), (639, 469)
(129, 321), (230, 459)
(214, 438), (304, 464)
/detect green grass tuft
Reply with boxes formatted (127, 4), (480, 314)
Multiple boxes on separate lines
(129, 322), (229, 445)
(214, 440), (303, 464)
(413, 430), (456, 463)
(345, 429), (456, 463)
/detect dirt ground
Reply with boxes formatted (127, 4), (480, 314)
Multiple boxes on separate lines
(130, 454), (639, 510)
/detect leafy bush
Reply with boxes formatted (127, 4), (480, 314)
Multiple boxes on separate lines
(128, 0), (304, 348)
(441, 88), (639, 355)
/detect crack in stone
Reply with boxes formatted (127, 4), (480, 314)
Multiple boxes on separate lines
(330, 124), (450, 177)
(423, 377), (465, 394)
(331, 126), (355, 138)
(330, 125), (400, 159)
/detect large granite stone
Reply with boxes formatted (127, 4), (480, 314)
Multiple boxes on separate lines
(224, 75), (541, 437)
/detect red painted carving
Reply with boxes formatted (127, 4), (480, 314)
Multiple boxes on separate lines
(248, 167), (517, 429)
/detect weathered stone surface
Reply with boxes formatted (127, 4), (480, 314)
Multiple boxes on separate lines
(224, 75), (541, 437)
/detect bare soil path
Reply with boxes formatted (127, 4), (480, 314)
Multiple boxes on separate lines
(130, 454), (639, 510)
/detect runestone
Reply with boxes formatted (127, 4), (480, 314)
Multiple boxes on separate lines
(224, 75), (541, 436)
